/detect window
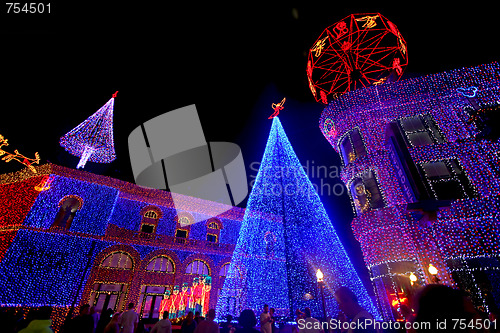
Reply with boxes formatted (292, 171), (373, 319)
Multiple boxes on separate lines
(349, 170), (385, 214)
(144, 210), (158, 219)
(175, 229), (188, 238)
(140, 209), (160, 234)
(207, 234), (217, 243)
(138, 285), (171, 319)
(89, 283), (128, 312)
(174, 214), (193, 243)
(208, 222), (219, 229)
(186, 260), (210, 275)
(399, 115), (444, 147)
(339, 129), (367, 165)
(420, 159), (476, 200)
(206, 219), (222, 244)
(178, 216), (191, 226)
(101, 252), (133, 269)
(51, 195), (83, 229)
(141, 224), (155, 233)
(219, 263), (230, 277)
(219, 264), (242, 279)
(146, 256), (175, 273)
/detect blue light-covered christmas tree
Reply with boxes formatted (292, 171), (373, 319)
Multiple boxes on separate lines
(216, 117), (380, 320)
(60, 92), (118, 169)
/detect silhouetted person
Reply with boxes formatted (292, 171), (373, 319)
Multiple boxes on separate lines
(96, 308), (114, 333)
(413, 284), (481, 332)
(220, 315), (233, 333)
(182, 311), (197, 333)
(260, 304), (272, 333)
(18, 306), (54, 333)
(297, 307), (322, 333)
(269, 308), (277, 333)
(334, 287), (375, 333)
(292, 309), (305, 333)
(119, 303), (139, 333)
(70, 304), (94, 333)
(194, 311), (205, 325)
(136, 319), (146, 333)
(235, 309), (259, 333)
(89, 306), (100, 333)
(104, 313), (120, 333)
(194, 309), (219, 333)
(151, 311), (172, 333)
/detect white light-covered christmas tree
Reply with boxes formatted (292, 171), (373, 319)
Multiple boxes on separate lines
(60, 91), (118, 169)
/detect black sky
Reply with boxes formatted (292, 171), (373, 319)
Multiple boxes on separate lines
(1, 2), (499, 292)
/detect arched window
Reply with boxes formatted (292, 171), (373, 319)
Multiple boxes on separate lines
(51, 195), (83, 229)
(186, 260), (210, 275)
(144, 210), (158, 219)
(219, 263), (230, 277)
(349, 170), (385, 215)
(101, 252), (133, 269)
(178, 216), (191, 226)
(140, 208), (161, 234)
(206, 219), (222, 243)
(174, 214), (193, 242)
(146, 256), (175, 273)
(339, 128), (367, 165)
(219, 263), (242, 279)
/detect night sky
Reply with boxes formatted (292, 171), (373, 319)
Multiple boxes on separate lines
(1, 3), (499, 292)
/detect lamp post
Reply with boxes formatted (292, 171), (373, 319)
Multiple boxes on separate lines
(409, 272), (417, 286)
(428, 264), (440, 284)
(316, 269), (327, 322)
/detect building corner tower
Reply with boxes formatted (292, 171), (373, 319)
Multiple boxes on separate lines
(320, 62), (500, 320)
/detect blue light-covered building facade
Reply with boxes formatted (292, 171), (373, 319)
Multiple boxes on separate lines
(319, 62), (500, 319)
(0, 163), (245, 329)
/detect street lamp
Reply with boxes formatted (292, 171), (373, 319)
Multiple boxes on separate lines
(409, 272), (417, 286)
(428, 264), (440, 283)
(316, 269), (327, 322)
(316, 269), (324, 283)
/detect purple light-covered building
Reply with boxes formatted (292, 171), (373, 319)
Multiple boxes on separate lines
(320, 62), (500, 319)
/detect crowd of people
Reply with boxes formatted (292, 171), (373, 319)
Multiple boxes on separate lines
(0, 284), (498, 333)
(64, 302), (141, 333)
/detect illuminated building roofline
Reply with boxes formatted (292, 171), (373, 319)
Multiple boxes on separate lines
(0, 163), (245, 221)
(320, 61), (500, 150)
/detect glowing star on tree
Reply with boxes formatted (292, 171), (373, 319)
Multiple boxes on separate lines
(60, 91), (118, 169)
